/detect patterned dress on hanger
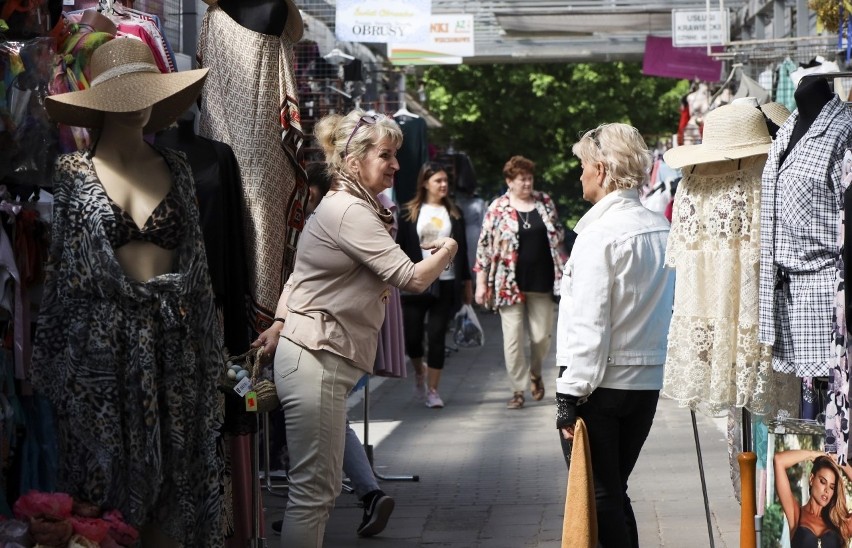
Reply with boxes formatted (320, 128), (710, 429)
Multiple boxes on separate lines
(663, 156), (798, 417)
(197, 4), (308, 331)
(31, 147), (225, 547)
(825, 148), (852, 465)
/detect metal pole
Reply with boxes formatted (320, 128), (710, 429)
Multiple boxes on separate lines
(691, 410), (716, 548)
(249, 414), (265, 548)
(362, 378), (419, 482)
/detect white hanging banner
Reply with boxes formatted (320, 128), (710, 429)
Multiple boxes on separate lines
(671, 9), (730, 47)
(335, 0), (432, 44)
(388, 14), (475, 65)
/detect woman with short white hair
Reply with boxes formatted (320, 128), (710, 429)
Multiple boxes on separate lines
(555, 123), (676, 547)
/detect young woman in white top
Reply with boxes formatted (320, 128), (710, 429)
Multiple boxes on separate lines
(397, 162), (472, 408)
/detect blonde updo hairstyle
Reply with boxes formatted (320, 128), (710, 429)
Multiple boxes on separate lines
(572, 123), (651, 194)
(313, 109), (403, 179)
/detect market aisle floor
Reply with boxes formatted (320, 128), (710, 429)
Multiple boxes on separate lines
(261, 307), (741, 547)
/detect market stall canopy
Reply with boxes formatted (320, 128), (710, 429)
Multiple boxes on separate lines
(295, 0), (748, 63)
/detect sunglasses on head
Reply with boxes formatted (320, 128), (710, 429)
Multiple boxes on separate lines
(344, 114), (380, 157)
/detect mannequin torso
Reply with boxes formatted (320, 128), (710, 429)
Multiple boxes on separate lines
(92, 110), (176, 282)
(781, 77), (834, 165)
(217, 0), (289, 35)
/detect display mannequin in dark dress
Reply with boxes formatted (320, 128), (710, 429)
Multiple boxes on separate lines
(37, 38), (222, 548)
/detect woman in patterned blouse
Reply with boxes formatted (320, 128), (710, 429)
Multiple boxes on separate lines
(474, 155), (566, 409)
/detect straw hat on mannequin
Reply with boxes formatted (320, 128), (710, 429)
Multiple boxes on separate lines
(45, 37), (208, 133)
(664, 103), (772, 169)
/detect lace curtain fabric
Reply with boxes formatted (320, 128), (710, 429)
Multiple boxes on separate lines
(663, 158), (799, 417)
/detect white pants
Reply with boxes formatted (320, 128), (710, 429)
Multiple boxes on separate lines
(498, 292), (555, 393)
(275, 337), (363, 548)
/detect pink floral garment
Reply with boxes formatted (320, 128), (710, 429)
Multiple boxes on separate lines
(474, 190), (565, 310)
(826, 148), (852, 464)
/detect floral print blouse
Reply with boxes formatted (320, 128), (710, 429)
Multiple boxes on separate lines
(474, 190), (565, 309)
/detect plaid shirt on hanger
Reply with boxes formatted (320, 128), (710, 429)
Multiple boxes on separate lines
(758, 95), (852, 377)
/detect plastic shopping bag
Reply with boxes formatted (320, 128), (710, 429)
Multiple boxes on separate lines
(453, 304), (484, 348)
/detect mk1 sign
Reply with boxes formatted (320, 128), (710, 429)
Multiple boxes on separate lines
(671, 9), (729, 47)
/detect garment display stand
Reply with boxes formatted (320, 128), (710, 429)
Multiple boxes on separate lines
(691, 410), (715, 548)
(262, 412), (289, 497)
(250, 414), (265, 548)
(362, 377), (419, 482)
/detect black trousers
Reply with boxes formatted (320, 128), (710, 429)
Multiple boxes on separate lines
(559, 386), (659, 548)
(401, 280), (455, 370)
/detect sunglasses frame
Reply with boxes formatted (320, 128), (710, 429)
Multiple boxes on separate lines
(344, 114), (379, 157)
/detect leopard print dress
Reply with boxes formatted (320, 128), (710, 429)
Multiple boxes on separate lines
(31, 146), (224, 547)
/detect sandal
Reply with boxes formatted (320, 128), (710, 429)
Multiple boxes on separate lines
(507, 391), (525, 409)
(530, 375), (545, 401)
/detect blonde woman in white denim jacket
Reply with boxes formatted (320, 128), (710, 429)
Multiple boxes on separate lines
(555, 123), (675, 548)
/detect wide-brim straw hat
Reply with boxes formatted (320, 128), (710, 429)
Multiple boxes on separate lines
(664, 103), (771, 169)
(45, 37), (209, 134)
(201, 0), (304, 43)
(758, 101), (792, 128)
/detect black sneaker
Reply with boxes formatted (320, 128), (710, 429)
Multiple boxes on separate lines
(271, 519), (282, 535)
(356, 491), (395, 537)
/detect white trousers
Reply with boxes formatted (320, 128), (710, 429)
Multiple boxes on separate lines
(275, 337), (363, 548)
(498, 292), (555, 393)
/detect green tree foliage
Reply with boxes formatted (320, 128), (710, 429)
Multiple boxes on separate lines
(421, 63), (688, 226)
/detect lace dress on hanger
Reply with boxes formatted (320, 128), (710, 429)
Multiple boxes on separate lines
(663, 157), (799, 417)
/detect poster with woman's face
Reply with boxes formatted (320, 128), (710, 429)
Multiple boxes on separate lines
(764, 420), (852, 548)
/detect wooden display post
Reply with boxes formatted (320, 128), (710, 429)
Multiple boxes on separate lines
(738, 451), (757, 548)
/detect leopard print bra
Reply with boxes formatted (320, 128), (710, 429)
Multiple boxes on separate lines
(98, 183), (183, 250)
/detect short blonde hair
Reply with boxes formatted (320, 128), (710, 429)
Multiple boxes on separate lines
(572, 123), (651, 193)
(313, 109), (403, 177)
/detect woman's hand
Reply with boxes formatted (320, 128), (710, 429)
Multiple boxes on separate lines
(474, 284), (490, 306)
(251, 322), (283, 365)
(422, 237), (457, 258)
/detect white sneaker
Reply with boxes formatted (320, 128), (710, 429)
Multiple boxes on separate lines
(414, 374), (426, 401)
(425, 389), (444, 408)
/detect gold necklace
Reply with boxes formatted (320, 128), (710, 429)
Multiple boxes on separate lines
(518, 209), (531, 229)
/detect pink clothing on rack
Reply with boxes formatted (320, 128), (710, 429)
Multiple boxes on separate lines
(373, 192), (407, 378)
(117, 23), (170, 73)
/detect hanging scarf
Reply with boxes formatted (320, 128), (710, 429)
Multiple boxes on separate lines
(331, 169), (394, 225)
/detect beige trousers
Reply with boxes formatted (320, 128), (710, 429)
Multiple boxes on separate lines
(498, 292), (555, 393)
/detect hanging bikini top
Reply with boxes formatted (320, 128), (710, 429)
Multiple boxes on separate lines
(100, 184), (183, 250)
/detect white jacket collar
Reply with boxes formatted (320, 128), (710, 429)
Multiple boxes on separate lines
(574, 188), (641, 234)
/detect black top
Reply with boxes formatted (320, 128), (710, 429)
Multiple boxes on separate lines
(516, 208), (554, 293)
(397, 208), (471, 313)
(781, 77), (834, 165)
(217, 0), (290, 35)
(155, 122), (250, 355)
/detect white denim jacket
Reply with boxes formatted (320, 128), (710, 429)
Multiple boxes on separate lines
(555, 188), (675, 398)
